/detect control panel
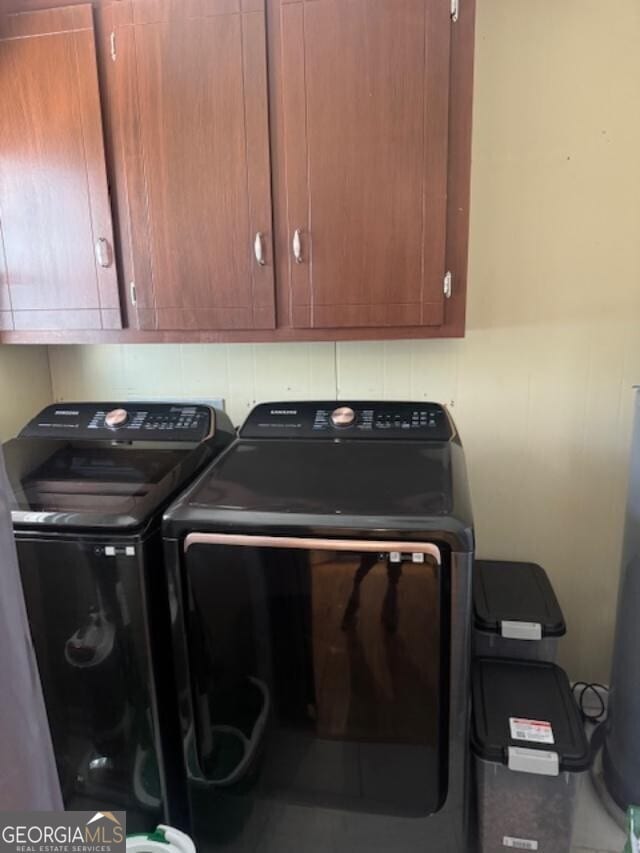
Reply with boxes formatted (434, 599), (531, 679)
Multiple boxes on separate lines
(240, 402), (454, 441)
(20, 403), (214, 443)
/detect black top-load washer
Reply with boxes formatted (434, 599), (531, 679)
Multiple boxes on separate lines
(3, 402), (234, 831)
(163, 401), (474, 853)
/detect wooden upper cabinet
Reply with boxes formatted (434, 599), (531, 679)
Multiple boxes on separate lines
(0, 0), (473, 341)
(0, 4), (121, 331)
(278, 0), (452, 330)
(114, 0), (276, 331)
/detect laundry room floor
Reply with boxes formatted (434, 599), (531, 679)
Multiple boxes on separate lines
(570, 771), (626, 853)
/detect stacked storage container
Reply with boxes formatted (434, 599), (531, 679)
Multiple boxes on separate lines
(471, 560), (589, 853)
(473, 560), (566, 661)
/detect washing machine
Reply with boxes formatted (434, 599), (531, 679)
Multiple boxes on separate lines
(3, 402), (234, 830)
(163, 401), (474, 853)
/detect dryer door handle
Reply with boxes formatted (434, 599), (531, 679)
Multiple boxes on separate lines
(183, 533), (441, 565)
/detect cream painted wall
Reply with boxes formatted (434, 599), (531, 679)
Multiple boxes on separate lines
(45, 0), (640, 682)
(0, 347), (52, 440)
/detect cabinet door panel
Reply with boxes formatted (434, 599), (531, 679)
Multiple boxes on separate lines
(280, 0), (451, 329)
(0, 5), (121, 330)
(123, 0), (275, 331)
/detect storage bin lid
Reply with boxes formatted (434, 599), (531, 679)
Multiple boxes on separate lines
(473, 560), (566, 637)
(471, 658), (590, 772)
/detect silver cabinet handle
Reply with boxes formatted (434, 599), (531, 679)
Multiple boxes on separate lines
(254, 232), (266, 266)
(292, 229), (303, 264)
(95, 238), (112, 269)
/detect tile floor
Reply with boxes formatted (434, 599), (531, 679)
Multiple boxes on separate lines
(571, 771), (626, 853)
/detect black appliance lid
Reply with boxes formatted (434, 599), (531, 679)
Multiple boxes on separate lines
(165, 441), (474, 552)
(4, 438), (197, 529)
(473, 560), (566, 637)
(471, 658), (590, 772)
(4, 403), (235, 531)
(182, 439), (455, 515)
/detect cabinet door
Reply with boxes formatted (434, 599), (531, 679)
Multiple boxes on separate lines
(118, 0), (275, 331)
(279, 0), (452, 329)
(0, 5), (121, 331)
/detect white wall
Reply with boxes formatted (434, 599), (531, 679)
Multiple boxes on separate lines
(45, 0), (640, 682)
(0, 347), (52, 440)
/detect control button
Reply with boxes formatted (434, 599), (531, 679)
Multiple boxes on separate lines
(330, 406), (356, 428)
(105, 408), (129, 429)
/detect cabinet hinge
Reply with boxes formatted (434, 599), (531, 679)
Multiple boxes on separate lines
(443, 271), (453, 299)
(129, 282), (137, 306)
(450, 0), (459, 23)
(110, 31), (117, 62)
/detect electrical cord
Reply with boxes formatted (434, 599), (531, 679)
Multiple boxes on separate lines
(572, 681), (609, 724)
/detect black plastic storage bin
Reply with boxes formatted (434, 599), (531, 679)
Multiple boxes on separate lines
(473, 560), (566, 661)
(471, 658), (590, 853)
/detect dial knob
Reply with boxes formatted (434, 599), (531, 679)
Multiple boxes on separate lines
(105, 408), (129, 429)
(331, 406), (356, 428)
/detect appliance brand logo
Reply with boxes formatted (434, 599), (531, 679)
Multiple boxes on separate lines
(54, 410), (80, 417)
(270, 409), (298, 415)
(0, 812), (125, 853)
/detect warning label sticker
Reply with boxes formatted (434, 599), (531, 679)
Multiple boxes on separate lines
(509, 718), (555, 745)
(503, 837), (539, 850)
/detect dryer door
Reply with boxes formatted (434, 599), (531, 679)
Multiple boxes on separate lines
(179, 535), (450, 848)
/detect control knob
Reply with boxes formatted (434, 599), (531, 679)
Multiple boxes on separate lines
(331, 406), (356, 428)
(105, 408), (129, 429)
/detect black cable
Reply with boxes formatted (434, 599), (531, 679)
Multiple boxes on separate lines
(572, 681), (609, 723)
